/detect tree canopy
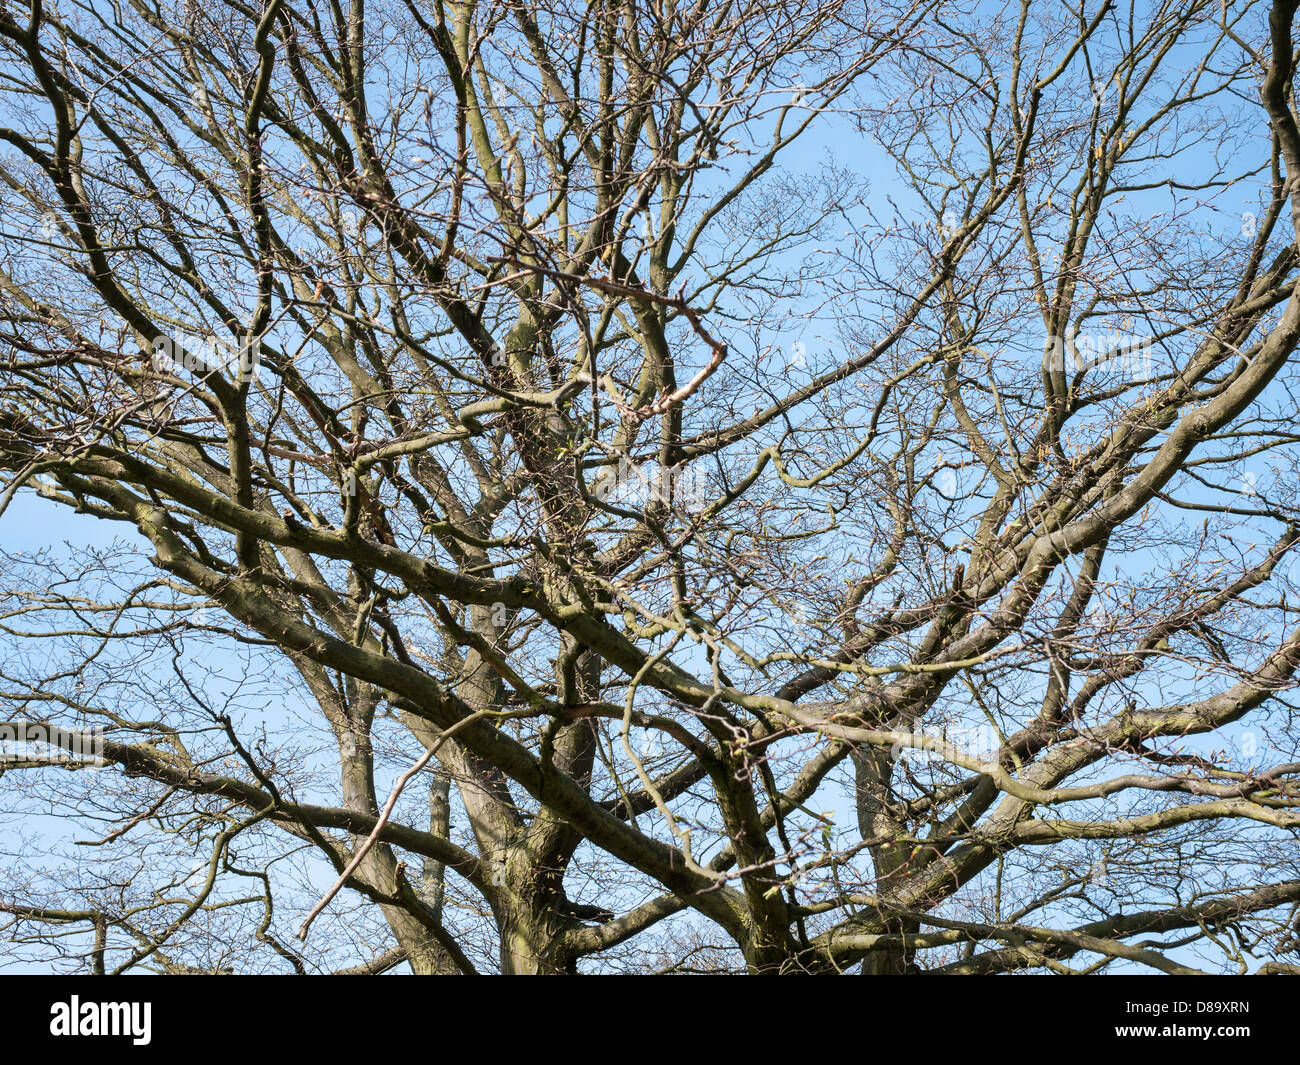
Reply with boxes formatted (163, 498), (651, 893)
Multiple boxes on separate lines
(2, 0), (1300, 975)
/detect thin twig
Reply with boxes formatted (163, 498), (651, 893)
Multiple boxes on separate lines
(297, 709), (491, 940)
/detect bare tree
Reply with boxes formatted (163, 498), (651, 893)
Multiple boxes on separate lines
(1, 0), (1300, 975)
